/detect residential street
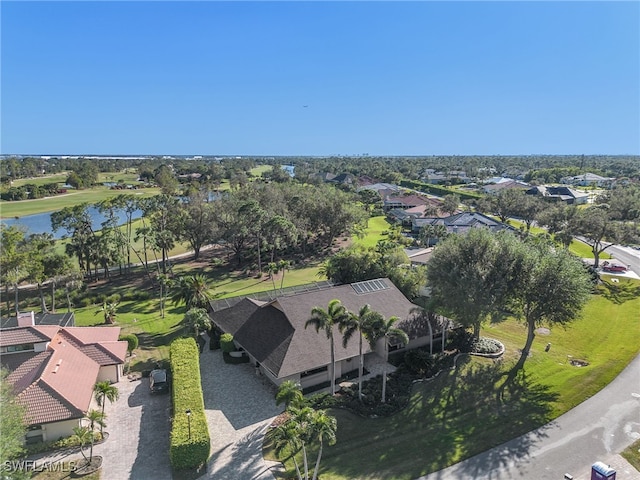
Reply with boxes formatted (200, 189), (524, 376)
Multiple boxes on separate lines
(418, 354), (640, 480)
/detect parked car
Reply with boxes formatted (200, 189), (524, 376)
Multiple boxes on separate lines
(150, 369), (169, 394)
(601, 262), (627, 273)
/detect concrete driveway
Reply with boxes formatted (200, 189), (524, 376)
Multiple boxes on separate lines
(199, 346), (283, 480)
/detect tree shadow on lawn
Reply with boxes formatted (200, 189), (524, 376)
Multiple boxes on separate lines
(323, 357), (558, 479)
(598, 281), (640, 305)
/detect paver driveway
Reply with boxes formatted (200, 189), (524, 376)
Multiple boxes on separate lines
(199, 345), (283, 480)
(26, 375), (172, 480)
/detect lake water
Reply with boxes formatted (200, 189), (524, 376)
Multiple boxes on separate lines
(1, 207), (143, 239)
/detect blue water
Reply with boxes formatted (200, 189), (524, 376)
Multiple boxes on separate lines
(1, 207), (143, 239)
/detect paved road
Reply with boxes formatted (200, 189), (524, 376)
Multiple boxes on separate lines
(608, 245), (640, 276)
(418, 355), (640, 480)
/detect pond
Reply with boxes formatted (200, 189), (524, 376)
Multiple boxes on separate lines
(0, 207), (143, 239)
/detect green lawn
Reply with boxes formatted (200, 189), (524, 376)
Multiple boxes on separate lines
(353, 216), (393, 248)
(622, 438), (640, 472)
(0, 188), (161, 218)
(271, 278), (640, 479)
(8, 173), (70, 188)
(71, 262), (323, 370)
(568, 238), (612, 260)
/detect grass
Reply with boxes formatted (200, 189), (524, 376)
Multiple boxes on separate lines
(268, 278), (640, 479)
(568, 238), (612, 260)
(352, 216), (392, 248)
(0, 187), (161, 218)
(30, 461), (101, 480)
(8, 173), (70, 188)
(71, 262), (323, 370)
(621, 438), (640, 472)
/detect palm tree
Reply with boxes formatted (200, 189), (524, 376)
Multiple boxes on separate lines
(72, 426), (93, 463)
(365, 315), (409, 403)
(275, 380), (304, 411)
(339, 304), (376, 401)
(278, 259), (290, 291)
(305, 299), (348, 395)
(271, 421), (304, 480)
(170, 274), (214, 310)
(288, 405), (315, 480)
(183, 308), (212, 338)
(84, 409), (106, 435)
(310, 409), (338, 480)
(266, 262), (279, 291)
(93, 381), (119, 433)
(96, 301), (119, 324)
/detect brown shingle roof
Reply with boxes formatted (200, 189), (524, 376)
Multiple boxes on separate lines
(3, 351), (52, 395)
(212, 279), (417, 379)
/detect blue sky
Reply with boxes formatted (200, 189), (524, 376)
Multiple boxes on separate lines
(2, 1), (638, 156)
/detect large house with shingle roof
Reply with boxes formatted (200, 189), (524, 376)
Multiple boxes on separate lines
(0, 321), (127, 444)
(210, 278), (444, 392)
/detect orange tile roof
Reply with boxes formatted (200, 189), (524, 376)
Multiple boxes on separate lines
(19, 381), (83, 425)
(0, 327), (51, 348)
(4, 325), (127, 426)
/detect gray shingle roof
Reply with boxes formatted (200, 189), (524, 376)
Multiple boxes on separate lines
(211, 278), (417, 379)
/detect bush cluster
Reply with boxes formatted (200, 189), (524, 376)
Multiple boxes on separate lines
(472, 337), (503, 355)
(169, 338), (211, 470)
(25, 432), (103, 455)
(219, 333), (235, 353)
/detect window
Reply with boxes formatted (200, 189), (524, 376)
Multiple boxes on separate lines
(301, 366), (328, 378)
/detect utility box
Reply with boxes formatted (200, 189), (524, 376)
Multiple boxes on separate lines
(591, 462), (616, 480)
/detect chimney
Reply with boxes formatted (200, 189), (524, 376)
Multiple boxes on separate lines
(17, 311), (35, 327)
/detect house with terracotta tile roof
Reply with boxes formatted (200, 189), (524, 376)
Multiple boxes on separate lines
(0, 321), (127, 444)
(210, 278), (447, 392)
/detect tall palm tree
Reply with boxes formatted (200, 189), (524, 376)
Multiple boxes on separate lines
(339, 304), (377, 401)
(365, 315), (409, 403)
(271, 421), (304, 480)
(267, 262), (279, 291)
(305, 299), (348, 395)
(275, 380), (304, 411)
(310, 410), (338, 480)
(93, 381), (119, 433)
(170, 274), (214, 310)
(278, 259), (290, 291)
(288, 405), (315, 480)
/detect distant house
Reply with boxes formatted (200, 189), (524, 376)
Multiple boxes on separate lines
(357, 182), (401, 194)
(382, 194), (429, 212)
(560, 173), (614, 188)
(0, 322), (127, 444)
(482, 180), (529, 195)
(411, 212), (512, 236)
(209, 278), (446, 391)
(525, 185), (589, 205)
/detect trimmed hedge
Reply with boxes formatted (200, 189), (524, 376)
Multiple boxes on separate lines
(119, 333), (139, 354)
(169, 338), (211, 470)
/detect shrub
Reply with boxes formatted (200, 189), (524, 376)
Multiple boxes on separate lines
(107, 293), (121, 303)
(169, 338), (211, 470)
(472, 337), (502, 355)
(403, 349), (435, 375)
(119, 334), (139, 354)
(447, 328), (475, 353)
(219, 333), (235, 353)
